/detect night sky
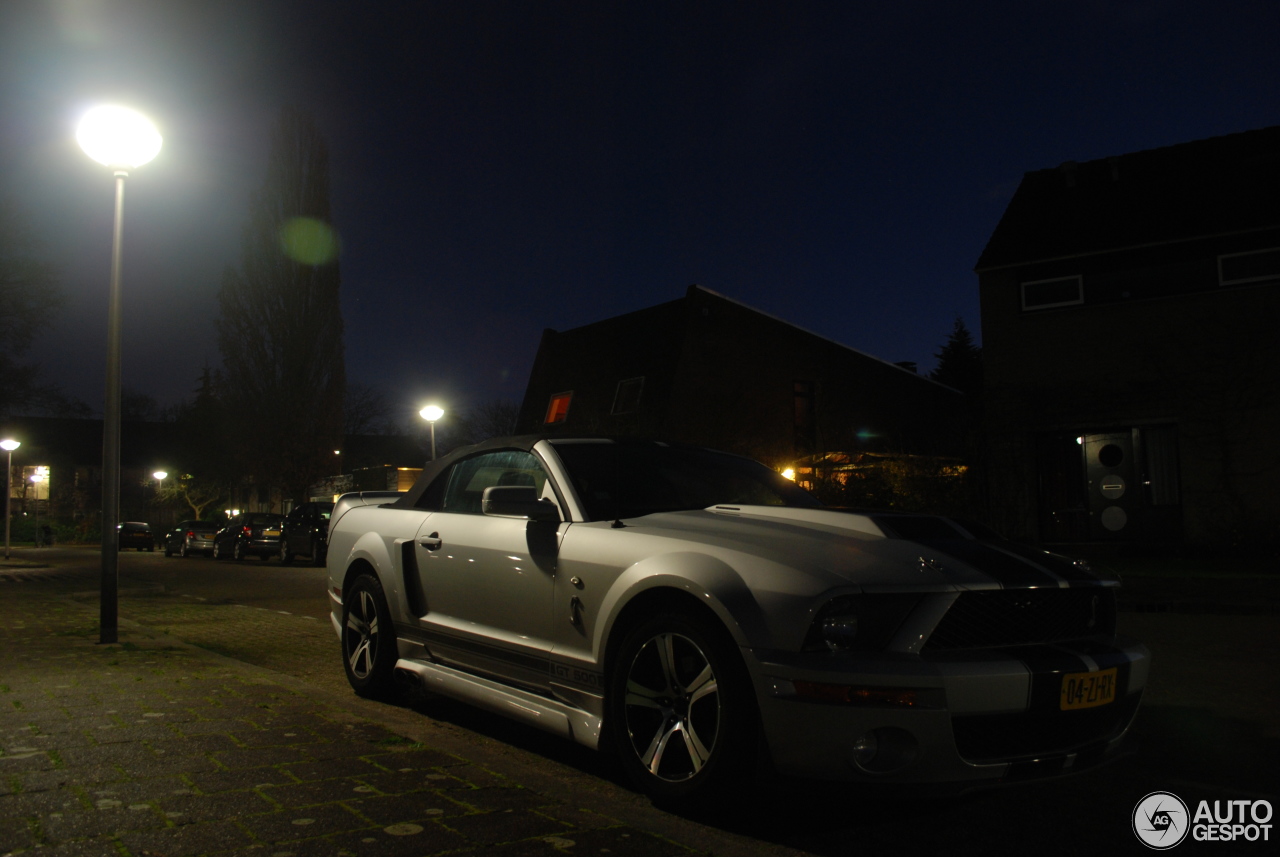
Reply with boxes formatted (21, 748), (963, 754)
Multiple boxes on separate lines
(2, 1), (1277, 427)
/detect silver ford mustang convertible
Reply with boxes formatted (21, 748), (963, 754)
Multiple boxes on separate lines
(327, 437), (1148, 804)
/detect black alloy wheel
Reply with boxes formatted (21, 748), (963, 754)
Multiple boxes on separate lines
(607, 607), (758, 807)
(341, 574), (399, 699)
(232, 541), (245, 561)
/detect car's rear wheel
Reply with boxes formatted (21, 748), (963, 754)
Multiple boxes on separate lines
(342, 573), (399, 699)
(607, 607), (757, 807)
(279, 540), (294, 565)
(179, 542), (188, 558)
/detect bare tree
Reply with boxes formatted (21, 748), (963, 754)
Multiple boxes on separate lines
(345, 381), (398, 436)
(217, 109), (345, 502)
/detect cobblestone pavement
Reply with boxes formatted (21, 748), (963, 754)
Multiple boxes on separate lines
(0, 574), (791, 857)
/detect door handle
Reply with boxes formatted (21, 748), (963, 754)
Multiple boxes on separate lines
(418, 532), (442, 551)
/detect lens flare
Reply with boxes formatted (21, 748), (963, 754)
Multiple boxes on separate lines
(278, 217), (341, 265)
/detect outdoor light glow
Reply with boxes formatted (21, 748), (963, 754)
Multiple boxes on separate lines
(152, 470), (167, 481)
(420, 405), (444, 422)
(0, 440), (18, 452)
(76, 105), (163, 169)
(781, 468), (796, 481)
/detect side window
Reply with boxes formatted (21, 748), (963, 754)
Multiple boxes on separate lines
(415, 471), (449, 511)
(442, 450), (551, 515)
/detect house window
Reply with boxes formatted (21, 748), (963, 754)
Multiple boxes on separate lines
(545, 391), (572, 424)
(1021, 275), (1083, 311)
(611, 377), (644, 415)
(1219, 248), (1280, 286)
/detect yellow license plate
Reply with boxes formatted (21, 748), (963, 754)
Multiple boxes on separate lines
(1060, 667), (1117, 711)
(264, 529), (280, 537)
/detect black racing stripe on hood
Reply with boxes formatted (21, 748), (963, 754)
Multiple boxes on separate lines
(993, 540), (1100, 583)
(915, 539), (1061, 588)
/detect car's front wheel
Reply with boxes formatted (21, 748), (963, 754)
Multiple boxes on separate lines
(163, 542), (172, 557)
(342, 573), (399, 699)
(232, 541), (245, 561)
(179, 542), (189, 558)
(607, 607), (758, 807)
(279, 540), (293, 564)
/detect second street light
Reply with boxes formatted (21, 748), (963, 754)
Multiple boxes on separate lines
(2, 439), (18, 559)
(420, 405), (444, 461)
(77, 104), (162, 645)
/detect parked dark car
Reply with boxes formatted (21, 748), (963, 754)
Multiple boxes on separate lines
(212, 512), (285, 561)
(279, 501), (333, 566)
(117, 522), (155, 551)
(163, 520), (220, 557)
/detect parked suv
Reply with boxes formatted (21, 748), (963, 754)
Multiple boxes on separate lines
(213, 512), (284, 561)
(279, 501), (334, 566)
(117, 522), (155, 551)
(163, 520), (220, 557)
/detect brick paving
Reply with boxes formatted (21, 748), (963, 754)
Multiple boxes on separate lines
(0, 567), (786, 857)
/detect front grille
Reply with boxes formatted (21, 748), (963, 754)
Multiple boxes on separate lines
(952, 693), (1141, 763)
(924, 587), (1116, 651)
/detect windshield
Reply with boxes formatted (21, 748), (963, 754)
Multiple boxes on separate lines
(552, 440), (821, 521)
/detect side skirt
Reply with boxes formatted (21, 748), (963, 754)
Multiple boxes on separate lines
(395, 657), (602, 750)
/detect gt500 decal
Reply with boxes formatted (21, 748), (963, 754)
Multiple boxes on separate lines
(551, 661), (604, 690)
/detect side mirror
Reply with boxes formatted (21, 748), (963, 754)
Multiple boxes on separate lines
(482, 486), (561, 523)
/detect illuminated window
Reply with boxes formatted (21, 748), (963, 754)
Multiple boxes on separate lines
(545, 391), (573, 424)
(611, 377), (644, 415)
(1021, 275), (1083, 311)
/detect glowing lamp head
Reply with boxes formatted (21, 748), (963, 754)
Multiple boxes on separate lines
(76, 105), (162, 169)
(420, 405), (444, 423)
(153, 471), (167, 481)
(0, 440), (18, 452)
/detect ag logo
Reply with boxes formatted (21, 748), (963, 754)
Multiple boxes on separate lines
(1134, 791), (1190, 849)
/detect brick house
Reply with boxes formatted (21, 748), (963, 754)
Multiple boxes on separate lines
(975, 127), (1280, 548)
(517, 285), (961, 475)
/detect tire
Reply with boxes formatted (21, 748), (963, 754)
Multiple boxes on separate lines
(607, 608), (758, 808)
(212, 541), (223, 560)
(163, 542), (172, 557)
(279, 540), (294, 565)
(232, 541), (245, 561)
(342, 573), (399, 699)
(179, 542), (188, 558)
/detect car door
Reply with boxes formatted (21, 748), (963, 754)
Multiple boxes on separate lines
(409, 449), (562, 691)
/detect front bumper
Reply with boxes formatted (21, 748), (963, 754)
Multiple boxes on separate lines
(753, 635), (1149, 787)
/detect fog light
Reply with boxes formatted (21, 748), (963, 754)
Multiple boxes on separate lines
(848, 727), (919, 775)
(851, 732), (879, 767)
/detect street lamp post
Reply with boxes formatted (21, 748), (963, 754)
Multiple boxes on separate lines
(420, 405), (444, 462)
(2, 439), (18, 559)
(77, 104), (162, 644)
(153, 471), (167, 528)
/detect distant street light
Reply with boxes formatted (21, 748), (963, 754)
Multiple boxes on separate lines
(30, 471), (45, 548)
(2, 439), (18, 559)
(420, 405), (444, 461)
(153, 471), (167, 523)
(77, 104), (163, 645)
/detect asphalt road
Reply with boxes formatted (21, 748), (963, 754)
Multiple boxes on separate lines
(5, 546), (1278, 855)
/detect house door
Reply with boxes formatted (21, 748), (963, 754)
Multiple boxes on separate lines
(1083, 431), (1137, 540)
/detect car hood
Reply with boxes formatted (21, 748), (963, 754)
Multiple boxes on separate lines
(619, 505), (1110, 592)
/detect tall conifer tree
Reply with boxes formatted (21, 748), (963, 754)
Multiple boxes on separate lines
(217, 108), (345, 502)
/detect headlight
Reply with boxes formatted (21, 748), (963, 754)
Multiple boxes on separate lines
(802, 594), (922, 653)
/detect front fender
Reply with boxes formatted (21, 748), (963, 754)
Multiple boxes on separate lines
(593, 551), (770, 657)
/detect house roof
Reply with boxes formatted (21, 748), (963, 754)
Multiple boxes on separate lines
(975, 126), (1280, 272)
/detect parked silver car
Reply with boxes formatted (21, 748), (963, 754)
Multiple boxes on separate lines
(326, 437), (1148, 804)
